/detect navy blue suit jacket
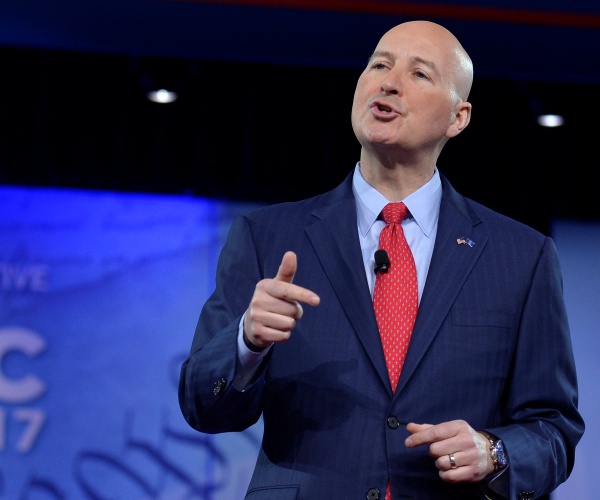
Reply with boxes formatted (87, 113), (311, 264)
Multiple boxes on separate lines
(179, 171), (584, 499)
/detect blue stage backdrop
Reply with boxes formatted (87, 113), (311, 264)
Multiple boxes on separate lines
(0, 186), (596, 499)
(551, 220), (599, 500)
(0, 186), (264, 499)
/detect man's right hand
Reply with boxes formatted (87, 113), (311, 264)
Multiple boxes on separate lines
(243, 251), (320, 350)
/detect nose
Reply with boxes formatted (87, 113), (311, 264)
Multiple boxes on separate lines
(382, 81), (398, 94)
(381, 70), (402, 95)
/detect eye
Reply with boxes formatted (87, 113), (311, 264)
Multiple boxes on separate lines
(371, 61), (389, 70)
(414, 70), (429, 79)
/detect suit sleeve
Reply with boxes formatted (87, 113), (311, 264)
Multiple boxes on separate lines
(178, 214), (269, 434)
(487, 237), (585, 498)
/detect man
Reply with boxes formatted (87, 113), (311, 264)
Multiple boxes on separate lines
(179, 20), (584, 499)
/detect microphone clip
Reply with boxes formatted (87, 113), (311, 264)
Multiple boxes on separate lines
(374, 249), (390, 274)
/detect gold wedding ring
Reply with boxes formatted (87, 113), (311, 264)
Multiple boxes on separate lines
(449, 453), (457, 469)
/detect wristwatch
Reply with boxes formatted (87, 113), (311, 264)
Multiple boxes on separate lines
(479, 431), (509, 472)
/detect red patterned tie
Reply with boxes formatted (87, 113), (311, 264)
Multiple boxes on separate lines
(373, 202), (418, 500)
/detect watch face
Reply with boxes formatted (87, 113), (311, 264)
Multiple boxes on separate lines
(494, 440), (509, 467)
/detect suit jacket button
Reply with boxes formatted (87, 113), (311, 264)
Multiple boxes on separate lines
(366, 487), (380, 499)
(387, 416), (400, 429)
(212, 378), (227, 396)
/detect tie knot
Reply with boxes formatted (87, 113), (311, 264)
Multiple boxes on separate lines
(381, 202), (408, 225)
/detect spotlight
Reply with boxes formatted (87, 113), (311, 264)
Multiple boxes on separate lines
(147, 89), (178, 104)
(537, 114), (564, 127)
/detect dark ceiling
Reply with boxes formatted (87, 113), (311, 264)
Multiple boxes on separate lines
(1, 0), (599, 235)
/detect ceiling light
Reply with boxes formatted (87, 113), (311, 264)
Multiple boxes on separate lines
(147, 89), (178, 104)
(537, 113), (564, 127)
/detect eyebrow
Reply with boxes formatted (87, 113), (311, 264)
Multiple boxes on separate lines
(368, 50), (394, 63)
(369, 50), (438, 73)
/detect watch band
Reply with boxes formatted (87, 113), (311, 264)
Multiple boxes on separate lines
(479, 431), (509, 472)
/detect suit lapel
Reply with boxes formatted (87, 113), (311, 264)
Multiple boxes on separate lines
(395, 178), (488, 395)
(305, 177), (392, 392)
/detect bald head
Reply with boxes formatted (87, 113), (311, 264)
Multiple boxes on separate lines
(376, 20), (473, 102)
(351, 19), (474, 169)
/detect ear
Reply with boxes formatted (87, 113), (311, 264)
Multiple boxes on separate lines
(445, 101), (472, 139)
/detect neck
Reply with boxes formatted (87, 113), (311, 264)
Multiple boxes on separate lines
(359, 154), (435, 201)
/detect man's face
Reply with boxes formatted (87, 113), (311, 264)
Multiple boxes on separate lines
(351, 22), (462, 156)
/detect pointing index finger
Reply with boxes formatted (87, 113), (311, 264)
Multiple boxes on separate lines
(274, 251), (320, 306)
(405, 422), (437, 447)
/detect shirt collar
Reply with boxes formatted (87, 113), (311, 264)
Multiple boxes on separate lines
(353, 162), (442, 238)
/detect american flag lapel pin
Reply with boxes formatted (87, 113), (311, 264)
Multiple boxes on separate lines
(457, 237), (475, 247)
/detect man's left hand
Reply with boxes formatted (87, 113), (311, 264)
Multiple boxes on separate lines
(405, 420), (493, 483)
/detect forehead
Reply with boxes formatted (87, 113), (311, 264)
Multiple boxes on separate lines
(374, 24), (456, 70)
